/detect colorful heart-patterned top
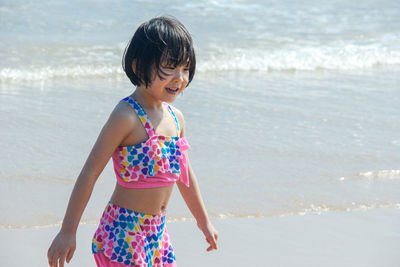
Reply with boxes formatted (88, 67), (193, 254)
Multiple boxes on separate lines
(111, 96), (190, 188)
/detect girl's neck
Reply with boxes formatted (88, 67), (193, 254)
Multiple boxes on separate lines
(131, 87), (163, 110)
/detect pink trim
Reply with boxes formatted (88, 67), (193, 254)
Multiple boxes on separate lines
(94, 252), (177, 267)
(116, 172), (178, 188)
(177, 138), (190, 187)
(94, 251), (126, 267)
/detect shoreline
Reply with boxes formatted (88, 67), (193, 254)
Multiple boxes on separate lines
(1, 208), (399, 267)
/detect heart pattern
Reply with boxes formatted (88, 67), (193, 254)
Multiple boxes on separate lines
(111, 96), (190, 187)
(92, 202), (176, 266)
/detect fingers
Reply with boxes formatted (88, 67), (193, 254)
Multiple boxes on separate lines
(48, 249), (69, 267)
(47, 232), (76, 267)
(47, 247), (58, 267)
(50, 253), (57, 267)
(206, 232), (218, 251)
(51, 252), (60, 267)
(59, 254), (66, 267)
(47, 248), (53, 266)
(66, 247), (75, 263)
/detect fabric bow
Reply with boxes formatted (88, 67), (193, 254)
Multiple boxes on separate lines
(176, 137), (190, 187)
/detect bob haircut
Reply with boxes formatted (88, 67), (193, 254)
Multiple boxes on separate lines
(122, 17), (196, 88)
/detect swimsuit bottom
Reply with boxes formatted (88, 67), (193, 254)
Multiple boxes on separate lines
(92, 202), (176, 267)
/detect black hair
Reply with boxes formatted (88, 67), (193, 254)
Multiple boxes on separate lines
(122, 16), (196, 88)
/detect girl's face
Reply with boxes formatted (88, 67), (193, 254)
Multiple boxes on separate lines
(142, 63), (190, 103)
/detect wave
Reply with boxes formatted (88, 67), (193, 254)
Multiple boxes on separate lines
(214, 202), (400, 218)
(2, 202), (399, 229)
(0, 64), (125, 82)
(0, 174), (74, 184)
(1, 43), (400, 82)
(198, 44), (400, 72)
(339, 170), (400, 181)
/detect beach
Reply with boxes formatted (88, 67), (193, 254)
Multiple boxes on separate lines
(2, 208), (400, 266)
(1, 0), (400, 266)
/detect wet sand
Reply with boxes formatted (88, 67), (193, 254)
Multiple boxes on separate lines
(1, 208), (399, 267)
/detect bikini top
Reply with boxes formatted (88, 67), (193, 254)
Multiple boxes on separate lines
(111, 96), (190, 188)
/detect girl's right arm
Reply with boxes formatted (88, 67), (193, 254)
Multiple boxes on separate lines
(47, 102), (136, 267)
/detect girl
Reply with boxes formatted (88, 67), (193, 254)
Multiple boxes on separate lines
(47, 16), (218, 267)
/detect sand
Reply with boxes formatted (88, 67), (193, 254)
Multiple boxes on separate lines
(1, 208), (399, 267)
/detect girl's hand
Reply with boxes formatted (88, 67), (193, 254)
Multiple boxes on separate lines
(47, 231), (76, 267)
(198, 222), (219, 252)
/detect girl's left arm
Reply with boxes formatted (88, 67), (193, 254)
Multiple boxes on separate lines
(174, 108), (218, 252)
(176, 160), (219, 251)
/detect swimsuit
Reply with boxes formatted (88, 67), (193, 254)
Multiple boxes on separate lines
(92, 96), (190, 266)
(92, 202), (176, 267)
(112, 96), (190, 188)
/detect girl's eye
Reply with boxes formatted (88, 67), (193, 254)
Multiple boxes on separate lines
(161, 64), (174, 70)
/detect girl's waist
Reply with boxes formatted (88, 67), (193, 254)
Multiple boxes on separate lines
(109, 183), (174, 216)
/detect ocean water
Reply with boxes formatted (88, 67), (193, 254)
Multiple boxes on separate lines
(1, 0), (400, 229)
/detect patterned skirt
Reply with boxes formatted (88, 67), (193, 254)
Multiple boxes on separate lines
(92, 202), (176, 267)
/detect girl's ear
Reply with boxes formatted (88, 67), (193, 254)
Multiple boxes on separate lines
(131, 60), (137, 75)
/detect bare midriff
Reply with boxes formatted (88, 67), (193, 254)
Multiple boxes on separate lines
(109, 183), (174, 215)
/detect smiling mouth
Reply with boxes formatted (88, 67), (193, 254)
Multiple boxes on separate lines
(166, 87), (179, 94)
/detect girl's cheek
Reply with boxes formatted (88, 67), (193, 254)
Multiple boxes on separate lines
(183, 72), (190, 81)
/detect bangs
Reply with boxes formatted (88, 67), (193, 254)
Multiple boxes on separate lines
(161, 48), (191, 67)
(155, 22), (196, 83)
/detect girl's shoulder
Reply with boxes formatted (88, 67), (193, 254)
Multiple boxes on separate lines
(112, 100), (137, 120)
(106, 100), (142, 133)
(168, 104), (185, 130)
